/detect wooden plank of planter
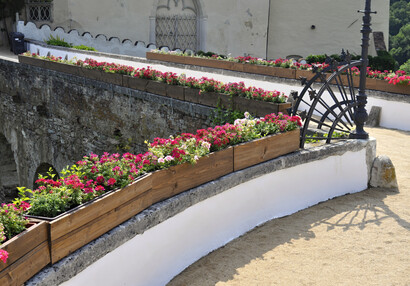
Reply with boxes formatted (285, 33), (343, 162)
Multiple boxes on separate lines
(50, 190), (152, 264)
(80, 68), (103, 81)
(254, 102), (292, 117)
(296, 69), (316, 81)
(233, 129), (300, 171)
(146, 52), (178, 63)
(18, 55), (45, 68)
(184, 87), (200, 103)
(0, 221), (50, 285)
(48, 174), (152, 263)
(0, 241), (50, 286)
(150, 147), (234, 204)
(101, 72), (124, 86)
(231, 62), (245, 72)
(146, 80), (167, 96)
(200, 58), (234, 70)
(124, 76), (149, 92)
(271, 67), (296, 79)
(166, 85), (185, 101)
(234, 96), (291, 116)
(0, 221), (49, 272)
(46, 61), (81, 76)
(366, 77), (409, 95)
(196, 92), (232, 108)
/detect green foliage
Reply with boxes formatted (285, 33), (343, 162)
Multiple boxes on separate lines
(196, 50), (226, 59)
(390, 0), (410, 37)
(46, 35), (72, 48)
(210, 100), (243, 126)
(45, 35), (98, 52)
(399, 59), (410, 73)
(73, 45), (98, 52)
(368, 51), (399, 71)
(305, 52), (399, 71)
(26, 192), (70, 218)
(0, 202), (28, 240)
(305, 54), (327, 64)
(390, 23), (410, 66)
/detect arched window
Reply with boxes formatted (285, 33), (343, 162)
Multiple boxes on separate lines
(32, 163), (59, 189)
(155, 0), (198, 51)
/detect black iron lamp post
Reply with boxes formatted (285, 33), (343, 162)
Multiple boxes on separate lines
(350, 0), (376, 139)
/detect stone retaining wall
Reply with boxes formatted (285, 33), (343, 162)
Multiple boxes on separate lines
(0, 58), (212, 198)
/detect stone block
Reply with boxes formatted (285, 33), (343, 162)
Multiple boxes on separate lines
(369, 155), (398, 189)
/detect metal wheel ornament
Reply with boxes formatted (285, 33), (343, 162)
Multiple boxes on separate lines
(290, 51), (363, 148)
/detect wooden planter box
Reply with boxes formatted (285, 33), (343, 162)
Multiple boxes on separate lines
(100, 72), (124, 86)
(233, 129), (300, 171)
(166, 85), (186, 101)
(124, 75), (149, 92)
(194, 92), (232, 108)
(30, 175), (153, 264)
(146, 80), (167, 96)
(44, 61), (81, 76)
(150, 147), (234, 203)
(20, 125), (299, 270)
(0, 221), (50, 286)
(18, 55), (45, 68)
(365, 77), (409, 95)
(146, 52), (235, 70)
(234, 96), (292, 117)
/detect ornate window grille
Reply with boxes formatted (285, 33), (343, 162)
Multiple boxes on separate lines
(26, 0), (53, 22)
(156, 15), (197, 51)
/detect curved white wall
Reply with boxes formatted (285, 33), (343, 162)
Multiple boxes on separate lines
(61, 149), (368, 286)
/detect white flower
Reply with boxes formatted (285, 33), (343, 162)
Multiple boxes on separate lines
(201, 141), (211, 150)
(158, 158), (165, 163)
(165, 156), (174, 162)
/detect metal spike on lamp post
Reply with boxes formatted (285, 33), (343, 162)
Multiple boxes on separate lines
(350, 0), (376, 139)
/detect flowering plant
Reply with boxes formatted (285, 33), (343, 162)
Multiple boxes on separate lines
(0, 202), (31, 263)
(149, 50), (410, 86)
(16, 112), (300, 218)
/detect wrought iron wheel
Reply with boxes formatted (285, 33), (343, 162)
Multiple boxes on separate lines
(290, 51), (363, 148)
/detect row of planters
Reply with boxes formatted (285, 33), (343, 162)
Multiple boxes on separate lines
(146, 51), (410, 95)
(18, 52), (291, 117)
(1, 112), (302, 285)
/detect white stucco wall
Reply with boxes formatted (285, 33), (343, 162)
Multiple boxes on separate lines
(60, 148), (369, 286)
(23, 0), (389, 59)
(267, 0), (390, 59)
(52, 0), (153, 44)
(202, 0), (269, 57)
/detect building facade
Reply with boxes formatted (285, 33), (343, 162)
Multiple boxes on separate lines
(21, 0), (390, 59)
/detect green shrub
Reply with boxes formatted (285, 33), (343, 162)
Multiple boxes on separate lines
(399, 59), (410, 73)
(46, 35), (72, 48)
(368, 51), (398, 71)
(73, 45), (98, 52)
(305, 54), (327, 64)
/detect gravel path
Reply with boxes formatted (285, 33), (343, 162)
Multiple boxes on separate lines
(168, 127), (410, 286)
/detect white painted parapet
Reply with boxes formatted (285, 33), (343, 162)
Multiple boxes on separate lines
(27, 138), (376, 286)
(17, 21), (156, 58)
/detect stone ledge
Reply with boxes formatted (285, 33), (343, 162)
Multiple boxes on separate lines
(26, 137), (376, 286)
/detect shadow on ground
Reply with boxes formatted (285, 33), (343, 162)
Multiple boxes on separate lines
(168, 186), (408, 285)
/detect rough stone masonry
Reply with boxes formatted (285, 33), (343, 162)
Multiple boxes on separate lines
(0, 59), (212, 201)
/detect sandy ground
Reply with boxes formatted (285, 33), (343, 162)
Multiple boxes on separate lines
(168, 127), (410, 286)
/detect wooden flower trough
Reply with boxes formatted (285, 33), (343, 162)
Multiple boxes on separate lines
(24, 128), (300, 266)
(0, 221), (50, 286)
(146, 52), (410, 95)
(17, 55), (292, 115)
